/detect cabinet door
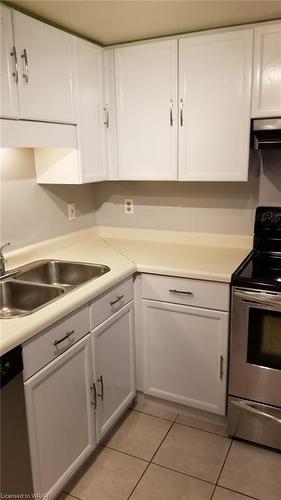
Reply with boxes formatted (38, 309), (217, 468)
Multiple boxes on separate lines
(93, 301), (136, 440)
(179, 29), (253, 181)
(13, 11), (76, 123)
(74, 38), (107, 182)
(0, 6), (19, 118)
(115, 40), (178, 180)
(24, 336), (96, 499)
(143, 300), (228, 415)
(252, 23), (281, 118)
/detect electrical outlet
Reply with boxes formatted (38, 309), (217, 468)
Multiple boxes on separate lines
(125, 199), (134, 214)
(67, 203), (76, 220)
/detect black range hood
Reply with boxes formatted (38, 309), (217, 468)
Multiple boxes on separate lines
(252, 118), (281, 150)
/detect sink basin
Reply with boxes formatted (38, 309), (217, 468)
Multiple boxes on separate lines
(0, 280), (64, 318)
(14, 260), (110, 289)
(0, 260), (110, 319)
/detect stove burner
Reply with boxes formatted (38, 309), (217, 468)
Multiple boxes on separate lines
(232, 207), (281, 292)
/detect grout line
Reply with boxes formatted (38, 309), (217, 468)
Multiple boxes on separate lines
(214, 484), (262, 500)
(150, 420), (175, 462)
(131, 407), (178, 423)
(126, 461), (150, 500)
(175, 419), (228, 438)
(62, 491), (83, 500)
(150, 461), (217, 487)
(215, 438), (233, 488)
(102, 443), (150, 463)
(126, 420), (175, 499)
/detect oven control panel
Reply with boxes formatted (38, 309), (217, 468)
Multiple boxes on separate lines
(255, 207), (281, 236)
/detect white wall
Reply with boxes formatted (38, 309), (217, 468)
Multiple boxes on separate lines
(94, 151), (281, 235)
(0, 148), (97, 249)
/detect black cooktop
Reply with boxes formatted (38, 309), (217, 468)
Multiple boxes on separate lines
(232, 207), (281, 292)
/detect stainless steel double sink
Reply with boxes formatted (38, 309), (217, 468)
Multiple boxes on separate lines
(0, 260), (110, 319)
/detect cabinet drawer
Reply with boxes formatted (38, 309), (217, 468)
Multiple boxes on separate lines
(90, 277), (134, 329)
(142, 274), (229, 311)
(23, 305), (90, 380)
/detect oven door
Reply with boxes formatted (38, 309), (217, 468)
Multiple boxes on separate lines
(229, 288), (281, 407)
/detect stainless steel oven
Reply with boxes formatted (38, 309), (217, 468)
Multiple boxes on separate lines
(227, 287), (281, 449)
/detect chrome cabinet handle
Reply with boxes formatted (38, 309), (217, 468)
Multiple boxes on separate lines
(53, 329), (74, 347)
(90, 382), (97, 409)
(180, 98), (184, 127)
(10, 46), (18, 83)
(110, 294), (124, 306)
(231, 400), (281, 426)
(21, 49), (28, 83)
(97, 375), (104, 401)
(104, 104), (109, 128)
(220, 355), (224, 380)
(169, 289), (193, 297)
(169, 99), (174, 126)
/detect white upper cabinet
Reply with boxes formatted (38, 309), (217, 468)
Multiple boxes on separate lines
(34, 37), (108, 184)
(13, 11), (76, 123)
(74, 37), (107, 182)
(178, 29), (253, 181)
(252, 23), (281, 118)
(0, 6), (19, 118)
(114, 40), (178, 180)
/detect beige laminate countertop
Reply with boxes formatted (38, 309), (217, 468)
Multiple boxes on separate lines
(100, 226), (252, 282)
(0, 226), (252, 355)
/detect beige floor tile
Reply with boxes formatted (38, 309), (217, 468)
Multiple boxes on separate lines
(104, 410), (172, 460)
(213, 486), (254, 500)
(64, 447), (147, 500)
(132, 401), (177, 422)
(176, 411), (227, 436)
(219, 440), (281, 500)
(153, 423), (231, 483)
(130, 463), (214, 500)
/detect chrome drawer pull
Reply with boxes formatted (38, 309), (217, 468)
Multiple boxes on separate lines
(169, 289), (193, 297)
(110, 294), (124, 306)
(53, 329), (74, 347)
(180, 98), (184, 127)
(104, 104), (109, 128)
(90, 382), (97, 409)
(220, 355), (224, 380)
(169, 99), (174, 126)
(10, 46), (18, 83)
(21, 48), (28, 83)
(97, 375), (104, 401)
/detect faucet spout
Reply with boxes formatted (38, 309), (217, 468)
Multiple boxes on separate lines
(0, 242), (11, 277)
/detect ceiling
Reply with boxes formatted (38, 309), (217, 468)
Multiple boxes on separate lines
(7, 0), (281, 46)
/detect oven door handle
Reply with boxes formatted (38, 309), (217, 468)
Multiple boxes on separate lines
(234, 290), (281, 308)
(231, 400), (281, 426)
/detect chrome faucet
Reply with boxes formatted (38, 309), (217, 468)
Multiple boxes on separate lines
(0, 242), (11, 277)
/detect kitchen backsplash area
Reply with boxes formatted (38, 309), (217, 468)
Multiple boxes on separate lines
(1, 148), (97, 250)
(1, 148), (280, 251)
(94, 151), (281, 235)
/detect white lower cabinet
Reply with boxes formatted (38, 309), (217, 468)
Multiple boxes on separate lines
(92, 301), (136, 440)
(143, 299), (228, 415)
(24, 335), (96, 499)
